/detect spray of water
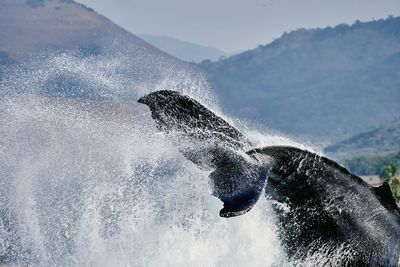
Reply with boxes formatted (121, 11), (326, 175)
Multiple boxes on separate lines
(0, 52), (322, 266)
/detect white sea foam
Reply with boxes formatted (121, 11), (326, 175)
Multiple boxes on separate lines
(0, 53), (323, 266)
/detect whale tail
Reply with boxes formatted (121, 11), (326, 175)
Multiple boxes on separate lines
(140, 90), (400, 264)
(138, 90), (252, 150)
(138, 90), (254, 170)
(138, 90), (267, 217)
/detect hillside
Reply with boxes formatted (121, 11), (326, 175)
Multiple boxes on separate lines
(0, 0), (170, 58)
(325, 124), (400, 176)
(325, 124), (400, 157)
(200, 17), (400, 142)
(0, 0), (203, 100)
(139, 34), (227, 63)
(342, 152), (400, 176)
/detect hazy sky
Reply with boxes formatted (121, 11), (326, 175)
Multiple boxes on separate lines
(78, 0), (400, 52)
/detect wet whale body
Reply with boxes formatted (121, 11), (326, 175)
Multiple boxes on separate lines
(138, 90), (400, 266)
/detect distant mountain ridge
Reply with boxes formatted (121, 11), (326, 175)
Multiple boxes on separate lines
(200, 17), (400, 142)
(325, 124), (400, 157)
(139, 34), (227, 63)
(342, 152), (400, 176)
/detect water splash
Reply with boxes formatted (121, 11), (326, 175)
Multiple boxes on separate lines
(0, 52), (316, 266)
(0, 94), (290, 266)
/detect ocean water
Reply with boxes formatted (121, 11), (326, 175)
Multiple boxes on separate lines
(0, 53), (317, 266)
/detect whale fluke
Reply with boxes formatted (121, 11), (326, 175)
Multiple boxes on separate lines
(139, 90), (266, 216)
(138, 90), (400, 265)
(207, 147), (268, 217)
(138, 90), (253, 151)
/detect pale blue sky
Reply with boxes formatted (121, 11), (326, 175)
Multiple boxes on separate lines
(78, 0), (400, 52)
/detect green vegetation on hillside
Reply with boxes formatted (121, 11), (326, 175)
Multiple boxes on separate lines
(342, 152), (400, 176)
(380, 163), (400, 202)
(390, 178), (400, 202)
(380, 163), (399, 181)
(327, 124), (400, 177)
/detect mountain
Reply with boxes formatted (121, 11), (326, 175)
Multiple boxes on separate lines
(324, 123), (400, 176)
(325, 124), (400, 158)
(0, 0), (145, 56)
(139, 34), (227, 63)
(341, 151), (400, 176)
(200, 17), (400, 142)
(0, 0), (204, 101)
(0, 0), (176, 59)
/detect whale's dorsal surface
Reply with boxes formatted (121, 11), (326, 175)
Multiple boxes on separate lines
(248, 145), (400, 262)
(138, 90), (400, 265)
(249, 145), (400, 214)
